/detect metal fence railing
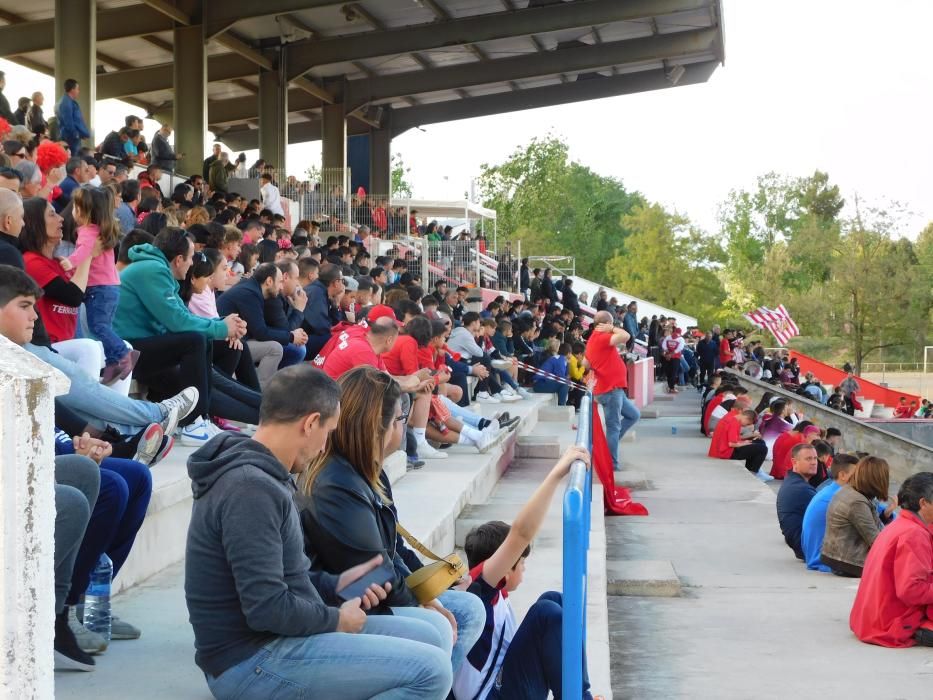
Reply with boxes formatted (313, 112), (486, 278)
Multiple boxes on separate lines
(562, 392), (593, 700)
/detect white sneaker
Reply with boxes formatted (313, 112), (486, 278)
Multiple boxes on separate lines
(474, 428), (500, 453)
(67, 607), (107, 654)
(482, 419), (501, 433)
(497, 392), (521, 403)
(755, 469), (775, 483)
(517, 387), (533, 399)
(476, 391), (501, 404)
(179, 417), (215, 446)
(418, 441), (448, 459)
(157, 387), (199, 437)
(500, 385), (516, 396)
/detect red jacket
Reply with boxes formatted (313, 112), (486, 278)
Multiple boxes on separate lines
(770, 431), (804, 480)
(381, 334), (420, 376)
(703, 394), (725, 436)
(850, 510), (933, 647)
(708, 411), (740, 459)
(718, 337), (733, 366)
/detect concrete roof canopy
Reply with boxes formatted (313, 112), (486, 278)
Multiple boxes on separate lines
(0, 0), (725, 150)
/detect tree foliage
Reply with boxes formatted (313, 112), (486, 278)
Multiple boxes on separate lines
(475, 138), (932, 367)
(391, 153), (413, 198)
(476, 136), (644, 279)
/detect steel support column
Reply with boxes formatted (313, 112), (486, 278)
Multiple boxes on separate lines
(172, 24), (206, 177)
(321, 102), (347, 171)
(258, 50), (288, 171)
(54, 0), (96, 144)
(369, 118), (392, 198)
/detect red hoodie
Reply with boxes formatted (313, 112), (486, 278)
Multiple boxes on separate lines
(850, 510), (933, 647)
(770, 431), (804, 480)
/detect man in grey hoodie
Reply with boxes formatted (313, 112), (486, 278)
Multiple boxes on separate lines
(185, 364), (452, 699)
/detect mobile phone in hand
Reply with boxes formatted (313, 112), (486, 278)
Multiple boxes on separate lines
(336, 554), (395, 601)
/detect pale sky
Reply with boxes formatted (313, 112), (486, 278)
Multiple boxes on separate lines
(3, 0), (931, 236)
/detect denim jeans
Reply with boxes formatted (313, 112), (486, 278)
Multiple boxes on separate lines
(595, 388), (641, 470)
(27, 343), (163, 435)
(205, 615), (453, 700)
(66, 457), (153, 606)
(54, 455), (100, 614)
(279, 342), (307, 369)
(438, 589), (486, 674)
(489, 592), (591, 700)
(390, 606), (452, 657)
(85, 285), (128, 365)
(534, 379), (568, 406)
(496, 368), (519, 390)
(211, 369), (262, 424)
(441, 396), (481, 429)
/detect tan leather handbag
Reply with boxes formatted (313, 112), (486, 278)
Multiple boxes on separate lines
(396, 522), (466, 604)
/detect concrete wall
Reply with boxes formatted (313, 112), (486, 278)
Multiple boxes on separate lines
(724, 370), (933, 485)
(862, 420), (933, 450)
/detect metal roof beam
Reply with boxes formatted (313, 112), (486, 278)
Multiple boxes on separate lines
(346, 27), (718, 109)
(203, 0), (348, 39)
(287, 0), (708, 77)
(0, 6), (174, 56)
(216, 117), (371, 151)
(139, 0), (191, 26)
(206, 88), (321, 125)
(98, 53), (258, 99)
(390, 60), (720, 134)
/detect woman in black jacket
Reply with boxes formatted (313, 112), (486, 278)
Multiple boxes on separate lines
(295, 366), (485, 673)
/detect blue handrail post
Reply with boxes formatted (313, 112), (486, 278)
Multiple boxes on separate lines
(562, 394), (593, 700)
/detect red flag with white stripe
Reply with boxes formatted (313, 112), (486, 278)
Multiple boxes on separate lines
(743, 305), (800, 346)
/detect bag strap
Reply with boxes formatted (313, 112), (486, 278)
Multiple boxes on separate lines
(395, 522), (448, 564)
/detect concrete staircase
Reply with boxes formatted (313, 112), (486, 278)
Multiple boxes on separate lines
(57, 392), (615, 698)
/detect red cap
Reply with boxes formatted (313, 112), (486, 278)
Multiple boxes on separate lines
(367, 304), (402, 327)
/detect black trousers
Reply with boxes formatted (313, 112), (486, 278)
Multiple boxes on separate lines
(129, 331), (211, 424)
(664, 357), (679, 390)
(212, 340), (261, 391)
(732, 440), (768, 473)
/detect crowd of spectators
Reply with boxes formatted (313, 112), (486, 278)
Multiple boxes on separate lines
(0, 85), (632, 698)
(693, 360), (933, 650)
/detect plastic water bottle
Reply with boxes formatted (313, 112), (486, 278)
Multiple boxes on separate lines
(84, 554), (113, 642)
(672, 425), (678, 435)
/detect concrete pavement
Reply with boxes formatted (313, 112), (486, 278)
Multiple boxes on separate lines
(606, 388), (933, 700)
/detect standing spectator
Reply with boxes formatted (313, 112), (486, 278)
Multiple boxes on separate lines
(561, 278), (580, 315)
(585, 311), (640, 471)
(661, 327), (685, 394)
(260, 172), (285, 216)
(27, 91), (47, 135)
(519, 258), (530, 298)
(0, 71), (14, 122)
(695, 331), (717, 388)
(209, 151), (234, 193)
(56, 79), (90, 155)
(12, 96), (30, 126)
(622, 301), (639, 347)
(151, 124), (181, 172)
(202, 143), (221, 182)
(718, 328), (735, 367)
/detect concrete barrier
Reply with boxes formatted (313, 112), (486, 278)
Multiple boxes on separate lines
(724, 370), (933, 484)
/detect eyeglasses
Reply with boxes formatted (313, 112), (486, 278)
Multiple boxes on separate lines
(395, 411), (410, 423)
(193, 251), (207, 263)
(10, 151), (25, 159)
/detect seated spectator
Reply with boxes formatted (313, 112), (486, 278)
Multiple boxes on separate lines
(52, 454), (100, 671)
(448, 312), (515, 404)
(295, 366), (486, 673)
(302, 262), (344, 359)
(184, 365), (452, 698)
(810, 439), (833, 488)
(824, 426), (843, 453)
(0, 263), (198, 442)
(770, 422), (821, 479)
(113, 228), (249, 443)
(776, 443), (820, 559)
(821, 456), (896, 577)
(758, 399), (794, 458)
(894, 396), (913, 419)
(455, 444), (594, 699)
(480, 318), (528, 399)
(709, 403), (771, 481)
(850, 472), (933, 648)
(216, 262), (306, 386)
(801, 453), (860, 572)
(54, 431), (151, 652)
(533, 339), (570, 405)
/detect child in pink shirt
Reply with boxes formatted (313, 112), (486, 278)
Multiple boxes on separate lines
(69, 186), (138, 384)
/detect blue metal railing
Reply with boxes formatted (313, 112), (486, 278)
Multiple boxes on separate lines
(562, 393), (594, 699)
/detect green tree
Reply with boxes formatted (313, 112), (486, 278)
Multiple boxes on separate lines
(391, 153), (413, 198)
(477, 136), (644, 279)
(605, 203), (727, 327)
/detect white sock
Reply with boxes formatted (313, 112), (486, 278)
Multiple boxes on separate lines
(458, 431), (472, 445)
(413, 427), (426, 441)
(461, 425), (483, 442)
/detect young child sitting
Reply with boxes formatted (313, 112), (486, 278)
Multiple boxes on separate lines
(533, 339), (570, 406)
(454, 445), (596, 700)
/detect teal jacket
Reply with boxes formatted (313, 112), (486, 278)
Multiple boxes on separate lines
(114, 244), (229, 341)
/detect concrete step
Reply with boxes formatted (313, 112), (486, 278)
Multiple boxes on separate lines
(538, 405), (575, 423)
(606, 559), (682, 597)
(640, 407), (661, 418)
(515, 435), (562, 459)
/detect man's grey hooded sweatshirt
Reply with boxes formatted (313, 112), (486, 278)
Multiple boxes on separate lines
(185, 432), (340, 677)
